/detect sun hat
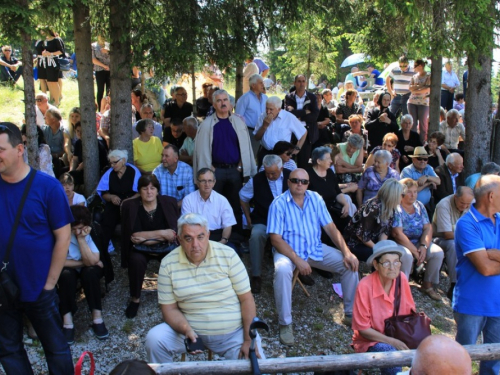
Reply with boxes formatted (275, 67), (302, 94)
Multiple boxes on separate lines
(408, 146), (430, 158)
(366, 240), (405, 265)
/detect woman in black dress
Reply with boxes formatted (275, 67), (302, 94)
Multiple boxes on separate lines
(396, 114), (422, 170)
(365, 92), (399, 152)
(37, 27), (65, 106)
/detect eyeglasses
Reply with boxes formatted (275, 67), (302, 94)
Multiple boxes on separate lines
(4, 49), (12, 52)
(378, 260), (402, 268)
(289, 178), (309, 185)
(198, 179), (215, 184)
(399, 64), (408, 69)
(35, 98), (43, 102)
(415, 157), (428, 161)
(109, 158), (122, 165)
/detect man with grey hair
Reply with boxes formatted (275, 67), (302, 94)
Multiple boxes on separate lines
(193, 89), (256, 236)
(439, 109), (465, 152)
(434, 152), (465, 204)
(145, 213), (265, 363)
(239, 154), (291, 293)
(254, 95), (307, 167)
(465, 161), (500, 189)
(132, 103), (162, 139)
(432, 186), (474, 299)
(35, 92), (56, 126)
(454, 175), (500, 375)
(236, 73), (268, 156)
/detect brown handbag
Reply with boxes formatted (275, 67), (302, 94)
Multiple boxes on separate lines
(384, 274), (432, 349)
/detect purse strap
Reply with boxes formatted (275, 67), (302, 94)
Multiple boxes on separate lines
(392, 274), (402, 317)
(2, 169), (36, 270)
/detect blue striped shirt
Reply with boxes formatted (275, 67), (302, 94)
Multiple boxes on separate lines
(152, 161), (195, 201)
(267, 190), (332, 261)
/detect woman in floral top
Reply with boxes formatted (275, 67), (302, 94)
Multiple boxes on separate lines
(391, 178), (445, 301)
(344, 179), (411, 268)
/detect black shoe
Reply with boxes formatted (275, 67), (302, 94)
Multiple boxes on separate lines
(298, 274), (315, 286)
(314, 268), (333, 279)
(125, 301), (140, 318)
(63, 327), (74, 345)
(251, 276), (262, 294)
(92, 322), (109, 340)
(447, 282), (456, 300)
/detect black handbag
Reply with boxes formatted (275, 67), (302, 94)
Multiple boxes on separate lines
(384, 274), (432, 349)
(0, 169), (36, 311)
(133, 238), (178, 255)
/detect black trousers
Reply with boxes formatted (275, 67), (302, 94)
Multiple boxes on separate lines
(95, 70), (110, 112)
(57, 266), (103, 316)
(128, 251), (164, 299)
(441, 90), (455, 111)
(214, 167), (243, 234)
(101, 202), (121, 252)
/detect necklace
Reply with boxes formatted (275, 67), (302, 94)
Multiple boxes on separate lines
(142, 201), (157, 221)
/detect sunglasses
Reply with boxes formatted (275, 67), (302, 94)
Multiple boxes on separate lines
(4, 49), (12, 52)
(289, 178), (309, 185)
(0, 124), (14, 134)
(416, 157), (428, 161)
(285, 151), (293, 156)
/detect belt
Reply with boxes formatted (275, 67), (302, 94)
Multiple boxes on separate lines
(212, 162), (238, 169)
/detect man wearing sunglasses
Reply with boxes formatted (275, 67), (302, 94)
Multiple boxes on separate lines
(400, 146), (441, 206)
(268, 168), (359, 345)
(0, 45), (23, 84)
(385, 55), (414, 118)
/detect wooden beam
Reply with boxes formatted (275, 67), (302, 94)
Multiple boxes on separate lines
(150, 343), (500, 374)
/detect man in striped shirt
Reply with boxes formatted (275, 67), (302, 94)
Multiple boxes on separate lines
(386, 55), (414, 118)
(268, 169), (360, 345)
(145, 213), (265, 362)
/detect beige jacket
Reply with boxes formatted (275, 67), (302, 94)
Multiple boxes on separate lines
(193, 113), (257, 179)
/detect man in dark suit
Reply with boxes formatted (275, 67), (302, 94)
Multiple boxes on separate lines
(283, 74), (319, 168)
(239, 154), (291, 293)
(434, 153), (465, 204)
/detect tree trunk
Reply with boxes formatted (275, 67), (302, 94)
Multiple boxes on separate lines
(428, 55), (442, 135)
(464, 54), (493, 177)
(235, 64), (243, 102)
(191, 64), (196, 113)
(109, 0), (133, 157)
(306, 29), (312, 85)
(74, 0), (99, 196)
(20, 20), (38, 169)
(493, 90), (500, 164)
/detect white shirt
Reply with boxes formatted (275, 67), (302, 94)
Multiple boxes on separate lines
(181, 190), (236, 231)
(72, 192), (87, 206)
(254, 110), (307, 151)
(239, 173), (284, 203)
(441, 69), (460, 89)
(295, 93), (306, 110)
(36, 104), (57, 126)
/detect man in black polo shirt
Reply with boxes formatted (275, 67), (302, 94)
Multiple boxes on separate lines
(195, 82), (212, 118)
(162, 117), (186, 149)
(239, 154), (290, 293)
(0, 45), (23, 83)
(162, 86), (193, 127)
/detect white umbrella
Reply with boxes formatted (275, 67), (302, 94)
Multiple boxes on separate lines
(341, 53), (369, 68)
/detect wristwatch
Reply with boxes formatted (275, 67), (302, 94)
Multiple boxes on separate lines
(419, 243), (428, 250)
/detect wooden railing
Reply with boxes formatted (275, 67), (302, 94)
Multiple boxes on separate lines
(150, 343), (500, 374)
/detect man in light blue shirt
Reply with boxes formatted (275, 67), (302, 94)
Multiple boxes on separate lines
(236, 73), (267, 156)
(267, 168), (359, 345)
(152, 144), (195, 207)
(400, 147), (441, 206)
(441, 61), (460, 111)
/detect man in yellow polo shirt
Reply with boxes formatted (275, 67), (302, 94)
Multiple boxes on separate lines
(145, 213), (265, 362)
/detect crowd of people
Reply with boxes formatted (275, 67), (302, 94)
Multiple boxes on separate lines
(1, 49), (499, 375)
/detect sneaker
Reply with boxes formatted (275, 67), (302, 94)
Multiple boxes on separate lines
(279, 324), (294, 346)
(423, 287), (442, 301)
(251, 276), (262, 294)
(298, 274), (315, 286)
(342, 314), (353, 326)
(125, 301), (140, 318)
(91, 322), (109, 340)
(63, 327), (74, 345)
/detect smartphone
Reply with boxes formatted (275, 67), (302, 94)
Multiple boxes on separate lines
(184, 338), (206, 353)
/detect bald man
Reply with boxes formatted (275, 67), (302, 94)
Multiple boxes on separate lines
(454, 175), (500, 375)
(398, 335), (471, 375)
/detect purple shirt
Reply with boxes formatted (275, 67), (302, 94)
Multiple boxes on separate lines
(253, 58), (269, 74)
(358, 166), (400, 202)
(212, 117), (241, 164)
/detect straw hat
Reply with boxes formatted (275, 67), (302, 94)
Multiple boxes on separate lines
(366, 240), (405, 265)
(408, 146), (430, 158)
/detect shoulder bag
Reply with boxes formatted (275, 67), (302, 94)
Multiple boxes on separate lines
(384, 274), (432, 349)
(133, 238), (178, 255)
(0, 170), (36, 311)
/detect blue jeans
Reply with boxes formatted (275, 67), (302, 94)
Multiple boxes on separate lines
(0, 288), (73, 375)
(367, 343), (402, 375)
(454, 312), (500, 375)
(389, 93), (410, 118)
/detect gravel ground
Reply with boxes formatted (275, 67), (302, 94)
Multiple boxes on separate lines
(8, 245), (457, 375)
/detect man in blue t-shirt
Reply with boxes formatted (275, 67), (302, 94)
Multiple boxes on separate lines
(367, 64), (384, 86)
(454, 174), (500, 375)
(0, 122), (74, 374)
